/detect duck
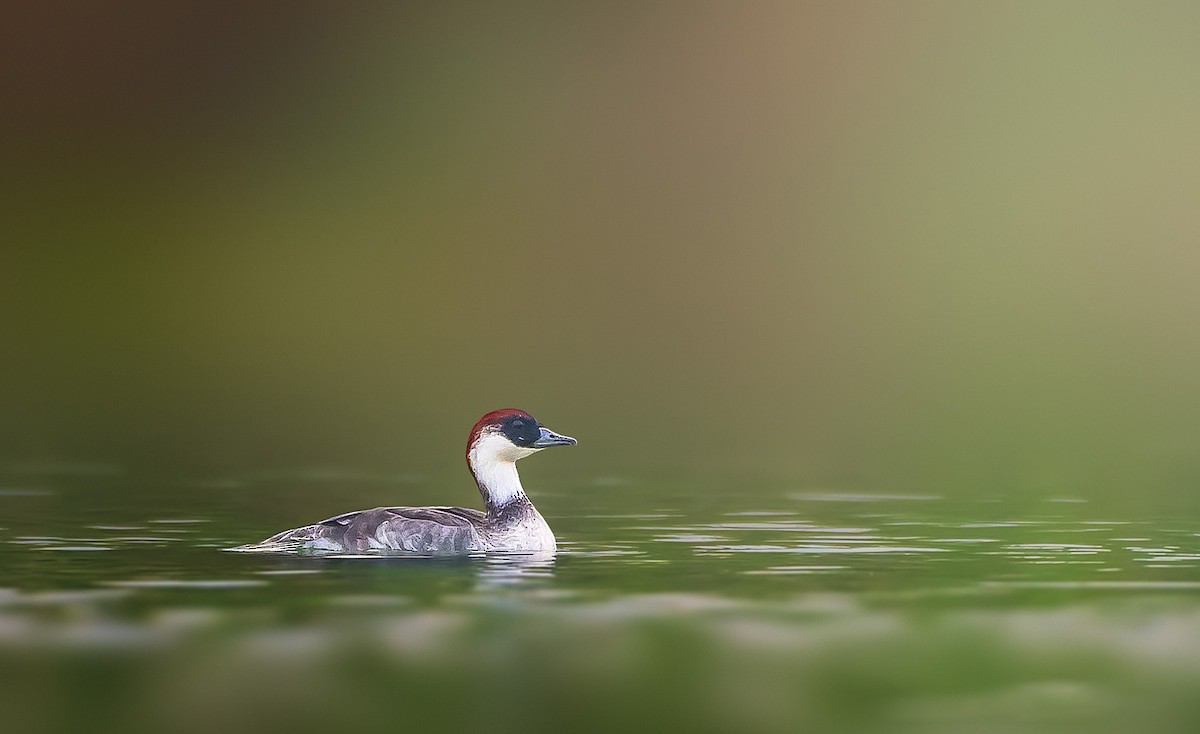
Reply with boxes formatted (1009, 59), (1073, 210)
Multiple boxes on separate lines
(229, 409), (576, 554)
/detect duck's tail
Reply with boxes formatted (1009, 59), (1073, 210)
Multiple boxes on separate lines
(224, 525), (323, 553)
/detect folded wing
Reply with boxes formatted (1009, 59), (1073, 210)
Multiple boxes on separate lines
(232, 506), (487, 554)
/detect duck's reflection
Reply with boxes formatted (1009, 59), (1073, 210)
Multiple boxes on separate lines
(473, 551), (556, 591)
(235, 548), (556, 599)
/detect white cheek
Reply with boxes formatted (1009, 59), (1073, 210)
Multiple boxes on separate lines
(473, 432), (539, 463)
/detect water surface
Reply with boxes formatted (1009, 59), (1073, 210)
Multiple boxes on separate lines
(3, 467), (1200, 734)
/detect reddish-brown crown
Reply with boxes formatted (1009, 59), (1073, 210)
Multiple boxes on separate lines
(466, 408), (534, 461)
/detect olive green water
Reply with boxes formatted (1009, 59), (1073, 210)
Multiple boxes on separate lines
(5, 465), (1200, 734)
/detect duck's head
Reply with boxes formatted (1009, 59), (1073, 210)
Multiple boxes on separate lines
(467, 409), (577, 466)
(466, 409), (576, 510)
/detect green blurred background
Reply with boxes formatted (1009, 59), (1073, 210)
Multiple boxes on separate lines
(4, 1), (1199, 498)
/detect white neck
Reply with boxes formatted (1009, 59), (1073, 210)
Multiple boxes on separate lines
(474, 459), (525, 508)
(469, 431), (538, 510)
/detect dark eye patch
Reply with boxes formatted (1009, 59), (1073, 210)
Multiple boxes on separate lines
(501, 416), (541, 447)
